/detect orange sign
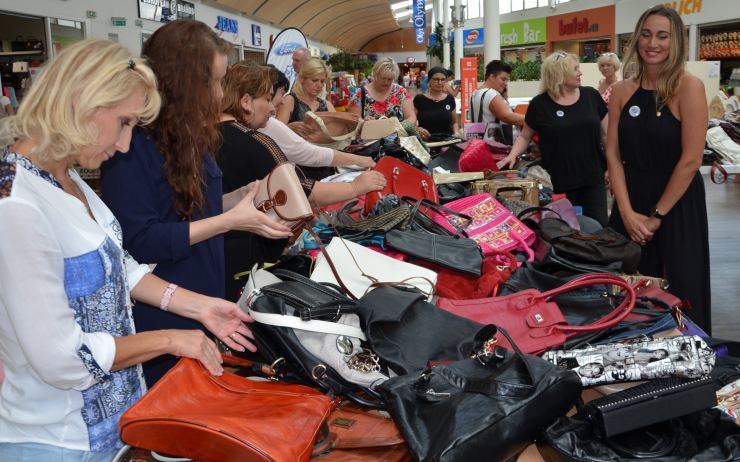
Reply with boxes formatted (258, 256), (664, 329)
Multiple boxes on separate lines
(547, 5), (615, 41)
(664, 0), (702, 15)
(460, 57), (478, 124)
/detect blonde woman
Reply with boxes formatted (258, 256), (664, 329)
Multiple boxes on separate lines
(597, 52), (621, 102)
(277, 57), (335, 125)
(0, 39), (254, 461)
(498, 51), (608, 226)
(348, 57), (416, 123)
(606, 5), (710, 333)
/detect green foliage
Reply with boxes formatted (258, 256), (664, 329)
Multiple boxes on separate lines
(427, 22), (444, 62)
(510, 61), (541, 81)
(328, 50), (373, 76)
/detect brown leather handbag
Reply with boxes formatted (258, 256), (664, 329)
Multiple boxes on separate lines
(254, 162), (314, 232)
(118, 358), (332, 462)
(471, 170), (540, 206)
(288, 111), (361, 145)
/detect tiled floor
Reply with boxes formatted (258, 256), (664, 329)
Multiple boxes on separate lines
(705, 174), (740, 341)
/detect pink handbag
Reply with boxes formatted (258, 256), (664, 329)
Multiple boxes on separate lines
(432, 193), (535, 260)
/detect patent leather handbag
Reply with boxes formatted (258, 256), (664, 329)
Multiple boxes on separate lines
(378, 326), (582, 462)
(436, 273), (636, 355)
(364, 156), (438, 214)
(118, 357), (332, 462)
(254, 162), (313, 232)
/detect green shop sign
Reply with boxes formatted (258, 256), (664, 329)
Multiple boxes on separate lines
(500, 18), (546, 47)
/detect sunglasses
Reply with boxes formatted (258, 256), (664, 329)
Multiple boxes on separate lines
(555, 51), (569, 61)
(601, 52), (617, 57)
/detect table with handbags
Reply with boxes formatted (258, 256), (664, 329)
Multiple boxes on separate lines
(115, 120), (740, 462)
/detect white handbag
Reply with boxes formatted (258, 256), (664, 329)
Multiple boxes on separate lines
(360, 116), (407, 140)
(310, 237), (437, 301)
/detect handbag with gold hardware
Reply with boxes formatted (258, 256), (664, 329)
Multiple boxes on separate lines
(471, 170), (540, 206)
(254, 162), (313, 232)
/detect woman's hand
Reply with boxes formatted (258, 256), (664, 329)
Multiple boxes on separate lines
(351, 171), (386, 196)
(496, 153), (518, 170)
(290, 122), (313, 139)
(166, 330), (225, 376)
(620, 209), (656, 244)
(197, 297), (257, 353)
(417, 126), (431, 141)
(225, 181), (293, 239)
(350, 155), (375, 169)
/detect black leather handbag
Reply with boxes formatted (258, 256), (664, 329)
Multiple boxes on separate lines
(378, 326), (582, 462)
(384, 229), (483, 277)
(357, 286), (489, 375)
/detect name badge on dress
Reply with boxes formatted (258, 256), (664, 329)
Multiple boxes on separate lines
(629, 106), (641, 117)
(556, 110), (564, 117)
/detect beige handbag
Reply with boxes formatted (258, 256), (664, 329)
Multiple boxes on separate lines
(471, 170), (540, 206)
(254, 163), (313, 232)
(399, 135), (430, 166)
(289, 111), (361, 145)
(360, 117), (407, 140)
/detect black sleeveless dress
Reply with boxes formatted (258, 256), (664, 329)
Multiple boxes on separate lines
(608, 87), (711, 334)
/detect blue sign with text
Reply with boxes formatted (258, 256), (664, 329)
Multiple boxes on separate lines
(412, 0), (426, 29)
(216, 16), (238, 34)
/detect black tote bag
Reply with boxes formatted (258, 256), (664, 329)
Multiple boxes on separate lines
(378, 326), (582, 462)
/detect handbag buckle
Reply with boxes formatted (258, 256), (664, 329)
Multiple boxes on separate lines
(244, 289), (261, 307)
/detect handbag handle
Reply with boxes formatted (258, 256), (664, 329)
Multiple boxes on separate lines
(427, 326), (539, 399)
(541, 274), (636, 334)
(492, 169), (528, 179)
(403, 196), (471, 238)
(304, 111), (360, 141)
(516, 206), (565, 221)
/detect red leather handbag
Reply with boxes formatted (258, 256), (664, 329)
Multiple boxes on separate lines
(119, 357), (332, 462)
(364, 157), (438, 213)
(436, 273), (636, 355)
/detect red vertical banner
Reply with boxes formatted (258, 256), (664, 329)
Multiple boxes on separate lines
(460, 57), (478, 124)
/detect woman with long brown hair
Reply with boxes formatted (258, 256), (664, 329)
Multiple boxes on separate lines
(605, 5), (711, 333)
(101, 19), (291, 386)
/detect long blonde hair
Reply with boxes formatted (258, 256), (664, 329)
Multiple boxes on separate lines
(622, 5), (687, 108)
(0, 39), (160, 162)
(540, 51), (578, 99)
(292, 58), (329, 98)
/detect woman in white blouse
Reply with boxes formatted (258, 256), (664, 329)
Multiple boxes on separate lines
(0, 39), (257, 461)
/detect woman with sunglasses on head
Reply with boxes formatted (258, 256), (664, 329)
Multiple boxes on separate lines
(101, 20), (293, 387)
(217, 62), (386, 301)
(0, 39), (255, 462)
(606, 6), (711, 334)
(597, 52), (621, 103)
(413, 66), (458, 141)
(498, 52), (609, 226)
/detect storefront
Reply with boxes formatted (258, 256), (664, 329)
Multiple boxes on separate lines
(617, 0), (740, 85)
(500, 18), (547, 64)
(546, 5), (616, 60)
(0, 10), (85, 112)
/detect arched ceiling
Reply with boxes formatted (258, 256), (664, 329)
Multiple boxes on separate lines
(209, 0), (401, 51)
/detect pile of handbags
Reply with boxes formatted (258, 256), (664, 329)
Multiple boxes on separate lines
(116, 130), (740, 462)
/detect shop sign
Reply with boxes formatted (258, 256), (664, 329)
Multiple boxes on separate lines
(407, 57), (416, 63)
(460, 57), (478, 124)
(464, 28), (484, 46)
(559, 17), (599, 36)
(216, 16), (239, 34)
(415, 28), (426, 45)
(251, 24), (262, 47)
(664, 0), (702, 15)
(414, 0), (426, 44)
(138, 0), (192, 22)
(111, 17), (127, 27)
(501, 18), (546, 47)
(176, 0), (195, 19)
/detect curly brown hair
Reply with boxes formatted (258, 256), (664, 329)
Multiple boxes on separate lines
(221, 61), (274, 124)
(142, 19), (231, 219)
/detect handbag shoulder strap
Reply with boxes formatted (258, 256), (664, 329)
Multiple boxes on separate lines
(247, 305), (367, 340)
(473, 89), (491, 123)
(360, 85), (367, 118)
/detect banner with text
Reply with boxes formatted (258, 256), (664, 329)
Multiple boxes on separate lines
(413, 0), (426, 44)
(266, 27), (308, 89)
(460, 57), (478, 124)
(500, 18), (547, 47)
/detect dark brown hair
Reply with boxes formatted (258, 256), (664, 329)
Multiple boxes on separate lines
(221, 61), (274, 124)
(142, 19), (231, 219)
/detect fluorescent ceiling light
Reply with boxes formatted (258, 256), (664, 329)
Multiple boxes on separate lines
(393, 4), (432, 19)
(391, 1), (410, 11)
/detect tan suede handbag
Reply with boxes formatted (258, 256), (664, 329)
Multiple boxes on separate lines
(254, 162), (313, 232)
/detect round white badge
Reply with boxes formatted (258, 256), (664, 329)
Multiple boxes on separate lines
(445, 104), (451, 110)
(556, 110), (565, 117)
(629, 105), (641, 117)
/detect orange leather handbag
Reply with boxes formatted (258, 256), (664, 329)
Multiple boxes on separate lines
(118, 358), (332, 462)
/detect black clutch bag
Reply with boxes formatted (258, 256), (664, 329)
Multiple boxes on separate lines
(579, 377), (717, 437)
(384, 229), (483, 276)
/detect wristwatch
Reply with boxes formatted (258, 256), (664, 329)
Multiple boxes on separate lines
(650, 207), (666, 220)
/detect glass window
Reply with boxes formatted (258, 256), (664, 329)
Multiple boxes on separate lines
(512, 0), (524, 11)
(524, 0), (538, 8)
(500, 0), (511, 14)
(466, 0), (481, 19)
(539, 0), (549, 6)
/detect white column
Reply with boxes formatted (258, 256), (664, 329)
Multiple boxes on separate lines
(688, 23), (698, 61)
(443, 0), (451, 69)
(453, 0), (464, 80)
(435, 0), (444, 28)
(484, 0), (501, 64)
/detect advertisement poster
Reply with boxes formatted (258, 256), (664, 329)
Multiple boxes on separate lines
(459, 57), (478, 124)
(266, 27), (309, 88)
(251, 24), (262, 47)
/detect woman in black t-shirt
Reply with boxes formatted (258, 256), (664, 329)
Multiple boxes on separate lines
(216, 62), (386, 300)
(498, 52), (609, 226)
(413, 66), (457, 140)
